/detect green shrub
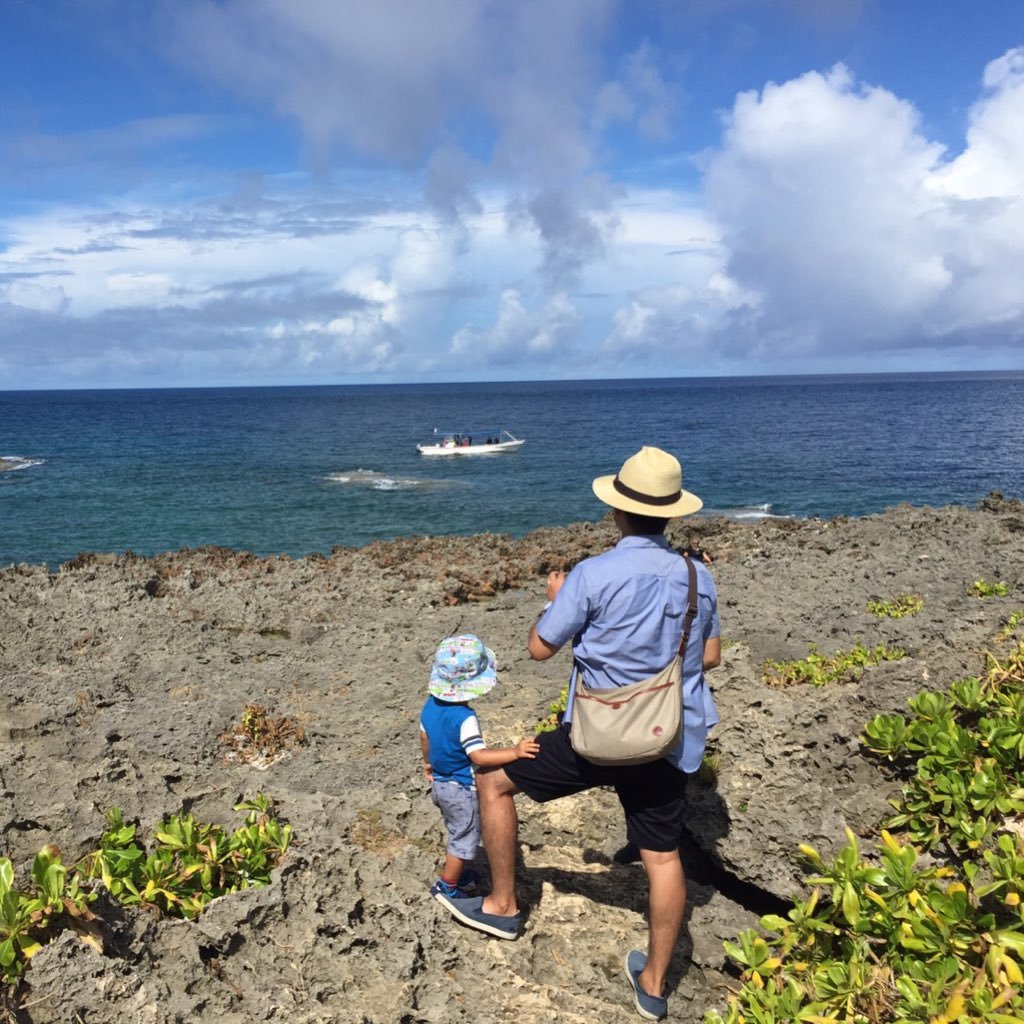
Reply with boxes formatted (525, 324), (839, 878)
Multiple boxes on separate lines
(972, 579), (1010, 598)
(0, 847), (96, 983)
(764, 642), (906, 688)
(0, 794), (292, 986)
(862, 644), (1024, 853)
(999, 611), (1024, 641)
(81, 794), (292, 920)
(708, 640), (1024, 1024)
(706, 827), (1024, 1024)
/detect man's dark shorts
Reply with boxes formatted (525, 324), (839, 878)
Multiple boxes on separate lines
(504, 725), (687, 853)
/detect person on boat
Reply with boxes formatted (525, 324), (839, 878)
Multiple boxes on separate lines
(434, 446), (721, 1021)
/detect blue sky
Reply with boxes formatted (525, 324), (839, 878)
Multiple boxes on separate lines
(1, 0), (1023, 389)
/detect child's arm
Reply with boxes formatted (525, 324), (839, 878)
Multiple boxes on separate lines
(419, 730), (434, 783)
(468, 737), (541, 769)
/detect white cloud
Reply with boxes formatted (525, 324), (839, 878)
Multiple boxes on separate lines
(0, 193), (438, 384)
(5, 12), (1024, 386)
(2, 279), (69, 314)
(105, 271), (174, 304)
(587, 51), (1024, 371)
(689, 57), (1023, 361)
(450, 289), (581, 365)
(592, 44), (674, 143)
(166, 0), (623, 288)
(932, 48), (1024, 199)
(704, 65), (951, 347)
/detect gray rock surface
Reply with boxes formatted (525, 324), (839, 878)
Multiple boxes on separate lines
(1, 495), (1022, 1021)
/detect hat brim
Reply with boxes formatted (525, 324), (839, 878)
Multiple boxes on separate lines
(428, 673), (497, 702)
(592, 475), (703, 518)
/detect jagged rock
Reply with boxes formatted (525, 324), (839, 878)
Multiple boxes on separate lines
(1, 497), (1022, 1021)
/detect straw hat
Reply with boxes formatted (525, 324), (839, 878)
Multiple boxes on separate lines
(428, 634), (498, 702)
(592, 446), (703, 518)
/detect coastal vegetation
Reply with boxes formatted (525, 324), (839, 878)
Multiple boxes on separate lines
(0, 848), (96, 983)
(220, 703), (307, 764)
(707, 638), (1024, 1024)
(0, 796), (291, 984)
(866, 593), (924, 618)
(763, 643), (907, 688)
(535, 685), (570, 733)
(998, 611), (1023, 641)
(972, 579), (1011, 599)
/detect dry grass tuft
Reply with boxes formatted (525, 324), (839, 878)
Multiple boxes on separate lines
(220, 703), (307, 767)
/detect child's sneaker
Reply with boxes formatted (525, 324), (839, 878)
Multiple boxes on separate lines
(456, 869), (480, 894)
(430, 878), (471, 900)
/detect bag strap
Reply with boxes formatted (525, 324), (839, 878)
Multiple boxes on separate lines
(676, 555), (698, 657)
(570, 552), (699, 696)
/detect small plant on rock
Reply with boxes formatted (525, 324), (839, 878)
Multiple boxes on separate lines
(867, 593), (924, 618)
(0, 848), (97, 983)
(971, 579), (1010, 598)
(534, 686), (568, 733)
(998, 610), (1024, 641)
(763, 642), (906, 688)
(81, 794), (293, 920)
(221, 703), (307, 764)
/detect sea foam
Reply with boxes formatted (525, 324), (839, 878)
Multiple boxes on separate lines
(0, 455), (45, 472)
(325, 469), (452, 492)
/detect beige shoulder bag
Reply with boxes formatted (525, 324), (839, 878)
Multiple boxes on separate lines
(569, 555), (698, 766)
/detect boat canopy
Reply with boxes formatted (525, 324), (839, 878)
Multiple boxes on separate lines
(428, 428), (516, 437)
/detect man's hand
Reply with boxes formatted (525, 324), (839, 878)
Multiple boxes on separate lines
(546, 570), (567, 602)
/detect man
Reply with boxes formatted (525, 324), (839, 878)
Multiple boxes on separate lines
(436, 446), (720, 1021)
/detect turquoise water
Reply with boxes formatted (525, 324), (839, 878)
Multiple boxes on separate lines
(3, 372), (1024, 568)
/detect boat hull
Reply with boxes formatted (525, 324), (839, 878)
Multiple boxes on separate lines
(416, 439), (525, 456)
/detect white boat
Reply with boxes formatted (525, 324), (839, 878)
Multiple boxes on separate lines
(416, 429), (525, 456)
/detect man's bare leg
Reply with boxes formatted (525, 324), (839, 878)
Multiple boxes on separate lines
(476, 767), (521, 916)
(637, 848), (687, 997)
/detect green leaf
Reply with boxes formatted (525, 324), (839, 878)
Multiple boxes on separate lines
(841, 882), (860, 927)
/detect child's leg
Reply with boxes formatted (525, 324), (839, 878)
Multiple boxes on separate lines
(432, 782), (481, 891)
(441, 853), (466, 884)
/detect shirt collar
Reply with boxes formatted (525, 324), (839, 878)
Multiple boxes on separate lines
(614, 534), (672, 552)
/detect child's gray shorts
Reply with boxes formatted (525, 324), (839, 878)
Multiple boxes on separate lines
(431, 780), (480, 860)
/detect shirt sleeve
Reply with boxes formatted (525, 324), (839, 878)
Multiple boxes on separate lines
(702, 571), (721, 640)
(459, 712), (486, 754)
(536, 564), (590, 648)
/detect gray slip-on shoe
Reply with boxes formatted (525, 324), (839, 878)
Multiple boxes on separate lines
(435, 893), (521, 940)
(623, 949), (668, 1020)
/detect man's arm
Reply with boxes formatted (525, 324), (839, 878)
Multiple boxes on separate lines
(528, 626), (561, 661)
(528, 569), (569, 661)
(703, 636), (721, 670)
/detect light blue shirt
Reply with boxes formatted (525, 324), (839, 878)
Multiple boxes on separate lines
(537, 534), (720, 773)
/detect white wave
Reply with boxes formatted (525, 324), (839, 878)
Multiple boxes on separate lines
(326, 469), (436, 492)
(705, 503), (792, 522)
(0, 455), (45, 472)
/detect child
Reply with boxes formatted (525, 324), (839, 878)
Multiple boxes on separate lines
(420, 633), (540, 901)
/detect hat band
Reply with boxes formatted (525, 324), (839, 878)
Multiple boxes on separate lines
(613, 475), (682, 507)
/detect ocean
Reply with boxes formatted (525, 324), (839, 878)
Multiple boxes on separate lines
(3, 372), (1024, 569)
